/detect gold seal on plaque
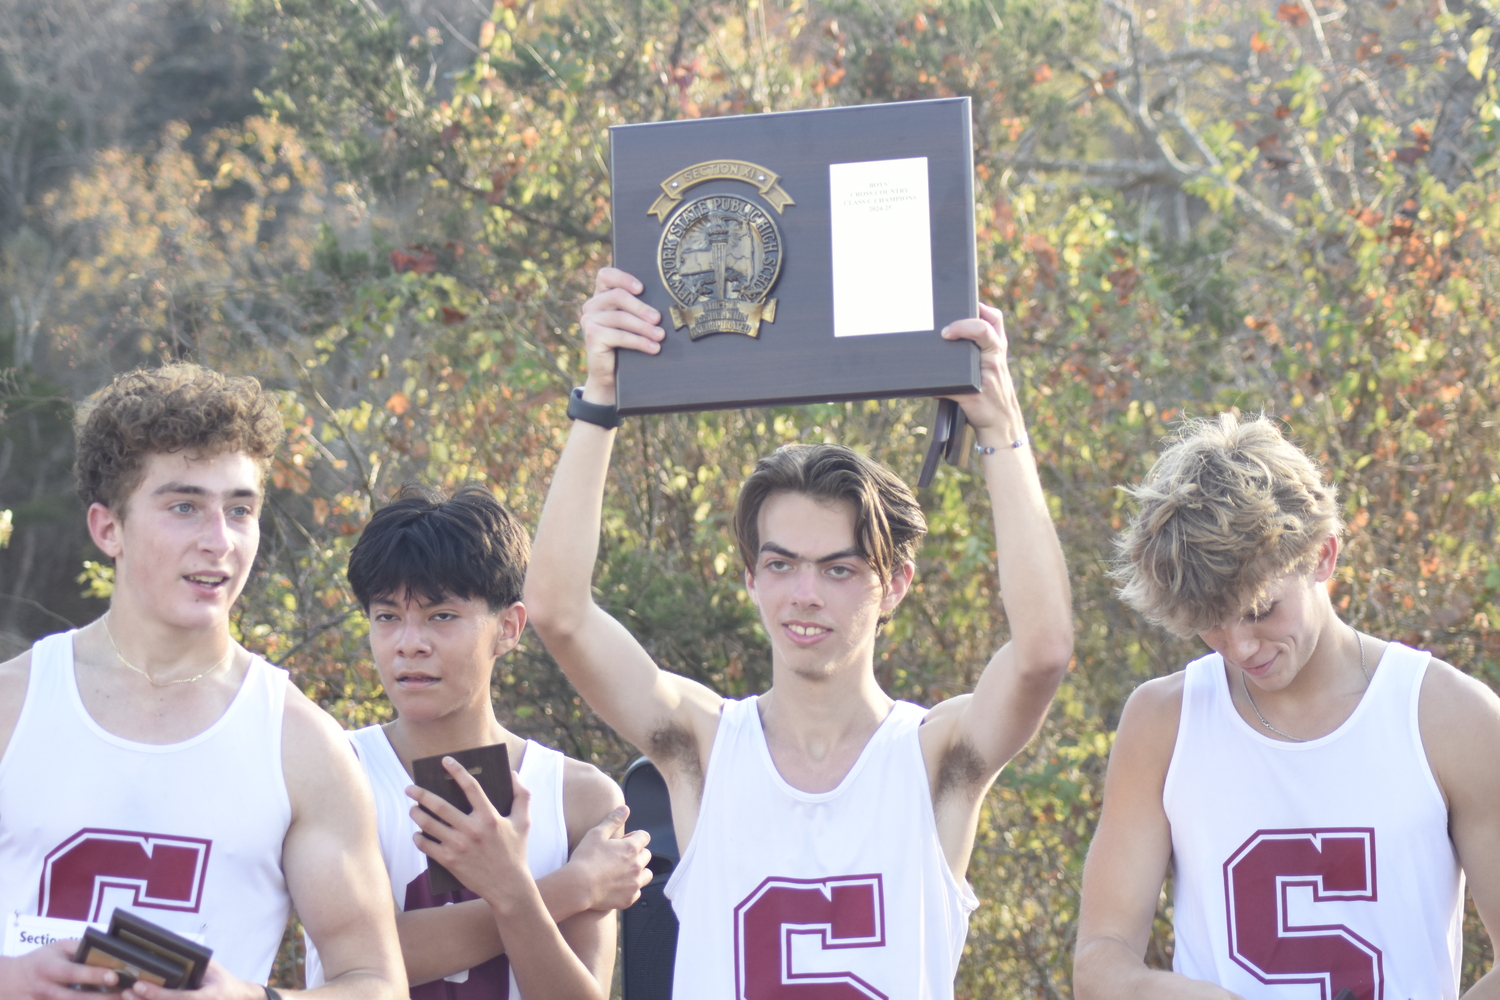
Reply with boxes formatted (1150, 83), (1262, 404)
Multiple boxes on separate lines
(658, 193), (783, 340)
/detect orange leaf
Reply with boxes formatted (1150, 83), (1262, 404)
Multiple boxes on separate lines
(1250, 31), (1272, 53)
(1032, 64), (1053, 83)
(385, 391), (410, 415)
(1276, 2), (1310, 26)
(440, 306), (468, 325)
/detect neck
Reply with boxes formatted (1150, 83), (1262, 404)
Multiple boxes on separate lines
(759, 656), (892, 758)
(385, 703), (516, 771)
(95, 598), (233, 677)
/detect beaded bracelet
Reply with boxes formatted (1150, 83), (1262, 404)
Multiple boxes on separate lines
(974, 432), (1028, 455)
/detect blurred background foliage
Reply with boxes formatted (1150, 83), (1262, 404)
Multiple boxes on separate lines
(5, 0), (1500, 991)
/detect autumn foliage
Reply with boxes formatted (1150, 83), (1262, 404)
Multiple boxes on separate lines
(4, 0), (1500, 991)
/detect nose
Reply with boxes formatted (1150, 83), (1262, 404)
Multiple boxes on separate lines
(198, 507), (231, 556)
(1216, 624), (1261, 665)
(789, 563), (823, 606)
(394, 616), (431, 658)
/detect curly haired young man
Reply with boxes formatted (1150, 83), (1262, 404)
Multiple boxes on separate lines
(0, 364), (406, 1000)
(1074, 414), (1500, 1000)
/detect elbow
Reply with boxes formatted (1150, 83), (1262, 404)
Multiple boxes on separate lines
(1021, 635), (1074, 687)
(521, 581), (583, 642)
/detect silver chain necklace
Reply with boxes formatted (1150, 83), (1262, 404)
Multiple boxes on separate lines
(1241, 625), (1368, 743)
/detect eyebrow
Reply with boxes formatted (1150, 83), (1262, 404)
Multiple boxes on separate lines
(759, 542), (864, 564)
(152, 483), (261, 500)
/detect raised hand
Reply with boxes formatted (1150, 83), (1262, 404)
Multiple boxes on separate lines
(578, 268), (665, 405)
(939, 302), (1026, 446)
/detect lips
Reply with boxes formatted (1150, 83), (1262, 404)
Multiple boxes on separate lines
(184, 573), (229, 590)
(395, 671), (440, 688)
(783, 621), (832, 645)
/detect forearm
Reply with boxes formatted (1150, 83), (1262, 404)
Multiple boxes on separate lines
(525, 418), (616, 633)
(976, 434), (1073, 672)
(487, 884), (607, 1000)
(1074, 938), (1225, 1000)
(396, 901), (504, 986)
(296, 969), (407, 1000)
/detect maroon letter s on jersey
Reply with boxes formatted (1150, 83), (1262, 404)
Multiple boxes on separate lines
(734, 874), (887, 1000)
(40, 829), (212, 922)
(1223, 828), (1383, 1000)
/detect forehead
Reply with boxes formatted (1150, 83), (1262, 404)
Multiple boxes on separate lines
(132, 450), (264, 499)
(757, 492), (857, 551)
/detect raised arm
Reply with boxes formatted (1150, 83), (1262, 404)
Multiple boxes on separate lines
(920, 303), (1074, 865)
(524, 268), (724, 824)
(1074, 677), (1242, 1000)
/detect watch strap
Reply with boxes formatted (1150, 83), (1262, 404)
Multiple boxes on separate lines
(567, 387), (623, 429)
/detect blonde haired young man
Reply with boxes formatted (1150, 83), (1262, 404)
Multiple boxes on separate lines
(0, 365), (406, 1000)
(1075, 413), (1500, 1000)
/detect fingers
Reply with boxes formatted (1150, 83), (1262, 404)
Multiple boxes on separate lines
(620, 827), (650, 850)
(940, 315), (1002, 353)
(593, 267), (644, 296)
(404, 784), (464, 833)
(444, 755), (489, 814)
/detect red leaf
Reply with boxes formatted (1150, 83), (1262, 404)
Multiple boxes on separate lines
(1274, 105), (1292, 119)
(1276, 3), (1310, 26)
(440, 306), (468, 325)
(390, 248), (437, 274)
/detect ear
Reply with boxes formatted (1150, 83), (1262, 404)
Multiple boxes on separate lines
(744, 566), (760, 608)
(880, 560), (916, 613)
(1313, 533), (1340, 585)
(491, 602), (528, 658)
(87, 502), (125, 560)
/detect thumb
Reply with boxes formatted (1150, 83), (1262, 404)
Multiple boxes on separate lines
(595, 804), (629, 838)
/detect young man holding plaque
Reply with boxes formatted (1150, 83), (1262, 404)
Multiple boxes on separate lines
(524, 268), (1074, 996)
(302, 483), (652, 999)
(0, 364), (406, 999)
(1073, 415), (1500, 1000)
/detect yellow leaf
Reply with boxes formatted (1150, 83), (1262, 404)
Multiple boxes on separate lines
(1469, 27), (1491, 79)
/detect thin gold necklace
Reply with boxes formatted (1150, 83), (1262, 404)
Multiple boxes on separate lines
(1242, 625), (1369, 743)
(103, 613), (234, 687)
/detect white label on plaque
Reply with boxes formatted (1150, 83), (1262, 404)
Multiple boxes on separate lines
(829, 157), (934, 337)
(2, 914), (93, 956)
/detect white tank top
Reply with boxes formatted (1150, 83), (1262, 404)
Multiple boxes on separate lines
(305, 726), (570, 999)
(1163, 642), (1462, 1000)
(664, 696), (978, 1000)
(0, 630), (292, 981)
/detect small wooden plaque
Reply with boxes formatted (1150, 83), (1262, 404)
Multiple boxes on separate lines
(610, 98), (979, 416)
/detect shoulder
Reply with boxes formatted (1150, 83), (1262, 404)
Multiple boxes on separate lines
(1109, 672), (1186, 771)
(279, 684), (368, 819)
(561, 756), (624, 846)
(1418, 656), (1500, 800)
(0, 648), (31, 762)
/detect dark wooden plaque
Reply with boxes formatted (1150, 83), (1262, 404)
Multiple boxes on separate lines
(610, 98), (979, 416)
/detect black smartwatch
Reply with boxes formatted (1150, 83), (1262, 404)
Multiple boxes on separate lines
(567, 387), (622, 430)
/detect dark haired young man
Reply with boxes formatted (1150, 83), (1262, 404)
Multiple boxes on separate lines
(0, 364), (406, 999)
(303, 483), (652, 1000)
(524, 269), (1074, 996)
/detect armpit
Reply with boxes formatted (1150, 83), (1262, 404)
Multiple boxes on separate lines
(649, 723), (703, 789)
(934, 737), (990, 801)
